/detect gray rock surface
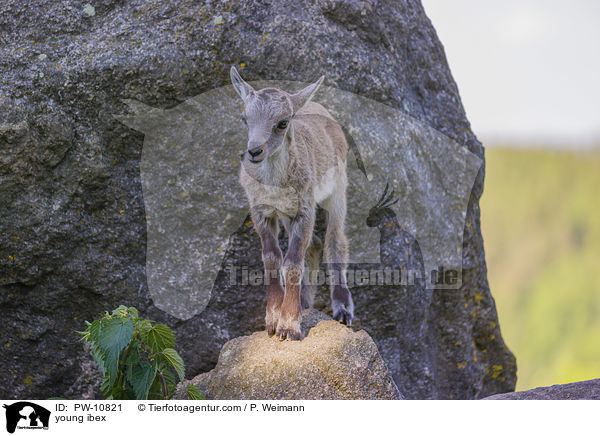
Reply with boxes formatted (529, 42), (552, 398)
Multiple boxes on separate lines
(484, 379), (600, 400)
(174, 309), (401, 400)
(0, 0), (515, 399)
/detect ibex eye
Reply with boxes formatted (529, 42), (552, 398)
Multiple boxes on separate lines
(241, 115), (247, 125)
(277, 120), (289, 130)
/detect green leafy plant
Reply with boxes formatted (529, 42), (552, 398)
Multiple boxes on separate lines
(186, 384), (204, 400)
(78, 305), (203, 400)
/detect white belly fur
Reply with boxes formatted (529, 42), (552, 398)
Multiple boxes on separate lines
(314, 166), (338, 204)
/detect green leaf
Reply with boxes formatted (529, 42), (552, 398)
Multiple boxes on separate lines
(138, 319), (152, 332)
(104, 348), (122, 386)
(157, 365), (177, 388)
(124, 344), (141, 384)
(87, 319), (102, 343)
(110, 385), (127, 400)
(126, 306), (139, 318)
(147, 387), (164, 400)
(100, 377), (114, 399)
(97, 317), (135, 384)
(89, 341), (106, 375)
(124, 343), (141, 365)
(112, 305), (129, 317)
(148, 374), (166, 400)
(163, 371), (177, 397)
(97, 317), (135, 352)
(141, 324), (175, 353)
(157, 348), (185, 381)
(129, 361), (156, 400)
(120, 384), (136, 400)
(186, 385), (204, 400)
(147, 367), (177, 400)
(75, 328), (90, 341)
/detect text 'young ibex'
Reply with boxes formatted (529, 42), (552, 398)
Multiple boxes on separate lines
(231, 67), (354, 340)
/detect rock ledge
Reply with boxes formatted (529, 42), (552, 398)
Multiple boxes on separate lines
(175, 309), (401, 400)
(484, 379), (600, 400)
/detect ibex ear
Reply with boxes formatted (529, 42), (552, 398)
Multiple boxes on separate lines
(290, 76), (325, 114)
(230, 66), (254, 101)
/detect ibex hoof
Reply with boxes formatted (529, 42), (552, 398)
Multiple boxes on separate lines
(276, 316), (302, 340)
(276, 327), (303, 341)
(266, 322), (277, 336)
(333, 307), (353, 326)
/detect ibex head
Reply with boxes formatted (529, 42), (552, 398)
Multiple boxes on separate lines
(230, 66), (324, 164)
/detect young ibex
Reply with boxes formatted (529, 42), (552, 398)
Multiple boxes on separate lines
(230, 67), (354, 340)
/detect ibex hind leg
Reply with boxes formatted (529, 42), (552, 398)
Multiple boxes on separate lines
(323, 192), (354, 325)
(301, 234), (323, 310)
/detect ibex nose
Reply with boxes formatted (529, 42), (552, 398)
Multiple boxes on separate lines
(247, 144), (265, 162)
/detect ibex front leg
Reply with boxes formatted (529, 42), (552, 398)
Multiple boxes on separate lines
(252, 210), (284, 336)
(278, 208), (315, 340)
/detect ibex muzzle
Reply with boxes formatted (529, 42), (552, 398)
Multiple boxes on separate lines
(247, 143), (265, 163)
(231, 66), (354, 340)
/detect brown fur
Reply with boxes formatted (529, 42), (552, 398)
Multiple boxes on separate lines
(231, 67), (354, 340)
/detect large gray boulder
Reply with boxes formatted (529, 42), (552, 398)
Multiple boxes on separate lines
(174, 309), (401, 400)
(0, 0), (515, 399)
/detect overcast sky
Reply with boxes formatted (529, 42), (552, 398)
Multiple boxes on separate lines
(421, 0), (600, 147)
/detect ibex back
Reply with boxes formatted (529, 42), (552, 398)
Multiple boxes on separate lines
(231, 67), (354, 340)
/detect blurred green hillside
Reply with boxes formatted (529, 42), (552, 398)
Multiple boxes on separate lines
(481, 147), (600, 390)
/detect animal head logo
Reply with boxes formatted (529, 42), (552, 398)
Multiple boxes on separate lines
(116, 80), (482, 320)
(3, 402), (51, 433)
